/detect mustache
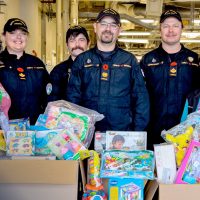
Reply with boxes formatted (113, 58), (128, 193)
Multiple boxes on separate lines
(71, 47), (85, 51)
(102, 30), (113, 35)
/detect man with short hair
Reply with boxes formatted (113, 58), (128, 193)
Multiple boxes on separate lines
(67, 8), (150, 132)
(140, 10), (200, 148)
(49, 25), (90, 101)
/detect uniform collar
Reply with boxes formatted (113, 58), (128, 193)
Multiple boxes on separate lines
(94, 45), (119, 60)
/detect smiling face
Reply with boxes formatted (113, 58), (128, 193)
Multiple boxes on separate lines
(3, 29), (28, 55)
(160, 17), (182, 46)
(67, 33), (89, 60)
(93, 16), (121, 50)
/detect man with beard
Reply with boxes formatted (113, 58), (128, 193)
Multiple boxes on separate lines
(140, 10), (200, 149)
(49, 25), (90, 101)
(66, 8), (150, 133)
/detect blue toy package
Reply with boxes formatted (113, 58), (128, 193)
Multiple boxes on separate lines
(6, 131), (35, 156)
(35, 129), (63, 155)
(35, 114), (48, 127)
(9, 118), (30, 131)
(108, 178), (144, 200)
(100, 150), (155, 180)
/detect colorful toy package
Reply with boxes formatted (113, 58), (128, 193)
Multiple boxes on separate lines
(161, 110), (200, 166)
(47, 129), (86, 160)
(100, 150), (155, 179)
(9, 118), (30, 131)
(175, 140), (200, 184)
(79, 150), (107, 200)
(44, 100), (104, 148)
(35, 129), (63, 155)
(106, 131), (147, 151)
(6, 131), (35, 156)
(0, 130), (6, 151)
(108, 178), (144, 200)
(94, 132), (106, 153)
(0, 82), (11, 118)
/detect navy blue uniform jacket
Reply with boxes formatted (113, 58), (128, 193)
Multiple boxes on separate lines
(66, 46), (150, 132)
(0, 48), (50, 124)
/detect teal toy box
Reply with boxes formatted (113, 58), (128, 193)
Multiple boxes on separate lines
(108, 178), (144, 200)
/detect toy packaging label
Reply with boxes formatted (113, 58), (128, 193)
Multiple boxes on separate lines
(6, 131), (35, 156)
(94, 132), (106, 153)
(154, 143), (177, 184)
(35, 129), (63, 155)
(108, 178), (144, 200)
(9, 118), (30, 131)
(106, 131), (147, 150)
(100, 150), (155, 179)
(176, 140), (200, 184)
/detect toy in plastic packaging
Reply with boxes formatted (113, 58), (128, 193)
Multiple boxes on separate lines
(35, 129), (63, 155)
(6, 131), (35, 156)
(9, 118), (30, 131)
(44, 100), (104, 148)
(100, 150), (155, 179)
(0, 130), (6, 151)
(0, 83), (11, 118)
(47, 129), (86, 160)
(79, 150), (107, 200)
(161, 110), (200, 166)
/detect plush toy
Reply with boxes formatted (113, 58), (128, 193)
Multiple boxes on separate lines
(165, 126), (194, 166)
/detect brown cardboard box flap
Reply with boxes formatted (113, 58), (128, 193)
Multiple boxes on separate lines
(0, 160), (78, 184)
(159, 184), (200, 200)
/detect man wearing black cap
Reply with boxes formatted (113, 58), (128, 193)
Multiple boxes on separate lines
(0, 18), (50, 124)
(140, 10), (200, 149)
(49, 25), (90, 101)
(67, 8), (150, 134)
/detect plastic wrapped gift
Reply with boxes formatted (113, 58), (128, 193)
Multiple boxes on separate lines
(100, 150), (155, 180)
(47, 129), (86, 160)
(43, 100), (104, 148)
(161, 110), (200, 166)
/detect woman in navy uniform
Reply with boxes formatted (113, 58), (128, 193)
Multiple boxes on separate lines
(0, 18), (50, 124)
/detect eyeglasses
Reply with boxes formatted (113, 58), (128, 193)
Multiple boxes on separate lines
(98, 21), (120, 30)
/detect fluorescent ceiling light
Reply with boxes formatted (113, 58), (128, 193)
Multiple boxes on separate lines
(120, 31), (151, 36)
(182, 32), (200, 38)
(140, 19), (155, 23)
(121, 19), (130, 23)
(118, 38), (149, 44)
(180, 39), (200, 43)
(194, 19), (200, 23)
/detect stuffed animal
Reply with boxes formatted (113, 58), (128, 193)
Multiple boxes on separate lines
(165, 126), (194, 166)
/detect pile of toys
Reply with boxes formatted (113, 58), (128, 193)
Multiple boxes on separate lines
(154, 110), (200, 184)
(0, 100), (103, 160)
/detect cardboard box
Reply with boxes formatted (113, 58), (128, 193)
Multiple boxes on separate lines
(0, 160), (80, 200)
(159, 184), (200, 200)
(145, 180), (200, 200)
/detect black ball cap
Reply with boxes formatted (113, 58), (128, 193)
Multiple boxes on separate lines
(96, 8), (121, 25)
(160, 10), (182, 23)
(3, 18), (29, 34)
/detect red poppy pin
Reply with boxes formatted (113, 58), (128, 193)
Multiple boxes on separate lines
(103, 64), (109, 70)
(17, 67), (24, 73)
(170, 62), (177, 67)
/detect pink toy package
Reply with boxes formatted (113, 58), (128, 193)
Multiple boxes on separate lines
(0, 83), (11, 118)
(176, 140), (200, 184)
